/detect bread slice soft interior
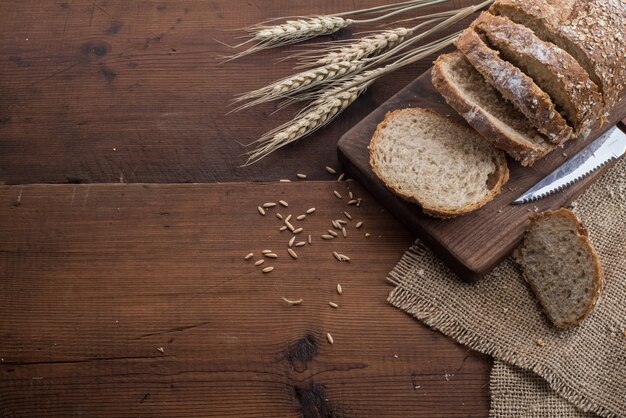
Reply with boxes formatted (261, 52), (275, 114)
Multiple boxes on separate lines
(515, 208), (604, 328)
(369, 107), (509, 218)
(432, 51), (554, 166)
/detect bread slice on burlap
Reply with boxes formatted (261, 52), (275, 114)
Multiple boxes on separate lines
(515, 208), (604, 328)
(432, 51), (554, 166)
(490, 0), (626, 112)
(369, 107), (509, 218)
(473, 12), (602, 138)
(455, 28), (573, 144)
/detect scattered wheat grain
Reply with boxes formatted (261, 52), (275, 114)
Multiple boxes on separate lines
(306, 207), (316, 214)
(285, 214), (292, 222)
(348, 199), (358, 205)
(279, 200), (288, 207)
(293, 227), (303, 234)
(296, 214), (306, 221)
(297, 173), (307, 179)
(262, 266), (274, 273)
(328, 302), (339, 308)
(325, 166), (337, 174)
(336, 283), (342, 295)
(282, 297), (303, 305)
(355, 221), (363, 229)
(333, 190), (342, 199)
(265, 253), (278, 259)
(289, 236), (295, 247)
(258, 206), (266, 216)
(295, 241), (306, 247)
(342, 227), (347, 237)
(328, 229), (338, 237)
(263, 202), (276, 208)
(322, 234), (334, 240)
(280, 179), (291, 182)
(280, 225), (288, 231)
(255, 259), (265, 266)
(337, 173), (345, 181)
(326, 332), (334, 344)
(276, 212), (284, 220)
(245, 253), (254, 260)
(288, 248), (298, 259)
(343, 211), (352, 220)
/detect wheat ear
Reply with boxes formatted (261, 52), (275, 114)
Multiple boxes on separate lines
(231, 60), (365, 111)
(244, 69), (384, 166)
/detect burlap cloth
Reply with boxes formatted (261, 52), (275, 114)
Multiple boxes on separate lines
(387, 158), (626, 417)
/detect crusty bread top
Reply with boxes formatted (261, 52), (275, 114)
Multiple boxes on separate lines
(490, 0), (626, 111)
(432, 51), (554, 166)
(473, 12), (602, 138)
(369, 107), (509, 218)
(515, 208), (604, 328)
(455, 27), (573, 144)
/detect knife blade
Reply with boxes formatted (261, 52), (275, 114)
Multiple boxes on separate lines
(513, 125), (626, 205)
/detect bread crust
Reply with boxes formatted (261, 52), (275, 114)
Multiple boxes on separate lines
(455, 28), (573, 144)
(490, 0), (625, 112)
(368, 107), (509, 218)
(432, 52), (554, 166)
(516, 208), (604, 328)
(473, 12), (602, 138)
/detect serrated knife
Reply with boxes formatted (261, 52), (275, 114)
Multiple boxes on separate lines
(513, 124), (626, 205)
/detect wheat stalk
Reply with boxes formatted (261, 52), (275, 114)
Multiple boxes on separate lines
(223, 0), (448, 60)
(232, 60), (365, 111)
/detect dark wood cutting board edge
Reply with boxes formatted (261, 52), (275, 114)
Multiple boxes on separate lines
(338, 66), (626, 282)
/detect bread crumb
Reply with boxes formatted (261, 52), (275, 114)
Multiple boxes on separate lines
(157, 347), (164, 353)
(536, 338), (545, 347)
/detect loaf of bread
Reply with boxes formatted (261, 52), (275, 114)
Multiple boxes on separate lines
(433, 0), (625, 165)
(515, 208), (604, 328)
(432, 52), (555, 166)
(369, 108), (509, 217)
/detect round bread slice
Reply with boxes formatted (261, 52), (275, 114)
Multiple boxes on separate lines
(515, 208), (604, 328)
(369, 107), (509, 218)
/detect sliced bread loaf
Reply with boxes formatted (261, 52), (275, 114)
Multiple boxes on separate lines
(473, 12), (602, 138)
(490, 0), (625, 112)
(369, 108), (509, 218)
(432, 51), (555, 166)
(515, 208), (604, 328)
(455, 28), (573, 144)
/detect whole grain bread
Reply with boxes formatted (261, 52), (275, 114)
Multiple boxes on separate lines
(369, 107), (509, 218)
(473, 12), (602, 138)
(490, 0), (626, 112)
(515, 208), (604, 328)
(432, 51), (555, 166)
(455, 28), (573, 144)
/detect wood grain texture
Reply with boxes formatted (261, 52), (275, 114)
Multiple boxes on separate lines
(338, 68), (626, 281)
(0, 0), (480, 185)
(0, 182), (490, 417)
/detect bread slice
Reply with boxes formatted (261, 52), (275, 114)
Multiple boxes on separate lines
(490, 0), (625, 112)
(515, 208), (604, 328)
(432, 51), (555, 166)
(473, 12), (602, 138)
(369, 108), (509, 218)
(455, 28), (573, 144)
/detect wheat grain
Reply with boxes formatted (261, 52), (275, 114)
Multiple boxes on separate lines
(255, 259), (265, 266)
(338, 253), (350, 261)
(263, 202), (276, 208)
(285, 214), (292, 222)
(333, 190), (342, 199)
(336, 283), (342, 295)
(306, 207), (316, 214)
(282, 297), (303, 305)
(265, 253), (278, 259)
(337, 173), (345, 181)
(343, 211), (352, 220)
(289, 236), (296, 247)
(333, 251), (342, 261)
(262, 250), (272, 254)
(280, 179), (291, 182)
(326, 332), (334, 344)
(322, 234), (334, 240)
(286, 221), (295, 232)
(336, 219), (347, 225)
(325, 166), (337, 174)
(348, 199), (358, 205)
(332, 220), (340, 229)
(295, 241), (306, 247)
(276, 212), (283, 220)
(280, 225), (288, 231)
(262, 266), (274, 273)
(328, 229), (338, 237)
(365, 232), (371, 238)
(308, 234), (312, 245)
(293, 227), (303, 234)
(355, 221), (363, 229)
(258, 206), (266, 216)
(342, 227), (347, 237)
(279, 200), (289, 207)
(348, 191), (353, 199)
(288, 248), (298, 259)
(329, 301), (339, 308)
(244, 253), (254, 260)
(296, 214), (306, 221)
(297, 173), (307, 179)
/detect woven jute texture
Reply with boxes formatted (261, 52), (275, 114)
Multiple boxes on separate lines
(387, 158), (626, 417)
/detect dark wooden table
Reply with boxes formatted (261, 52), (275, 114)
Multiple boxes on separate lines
(0, 1), (492, 416)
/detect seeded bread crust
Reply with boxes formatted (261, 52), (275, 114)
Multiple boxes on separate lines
(490, 0), (626, 112)
(456, 28), (573, 144)
(515, 208), (604, 328)
(473, 12), (602, 138)
(368, 107), (509, 218)
(432, 52), (554, 166)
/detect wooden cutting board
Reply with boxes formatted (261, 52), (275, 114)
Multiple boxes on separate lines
(338, 67), (626, 282)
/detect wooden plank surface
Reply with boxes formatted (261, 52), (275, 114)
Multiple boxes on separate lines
(338, 66), (626, 281)
(0, 181), (490, 417)
(0, 0), (478, 185)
